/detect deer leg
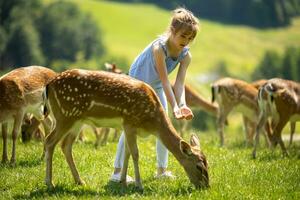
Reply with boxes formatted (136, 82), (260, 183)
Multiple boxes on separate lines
(217, 108), (230, 147)
(1, 123), (8, 163)
(94, 127), (101, 148)
(101, 128), (110, 146)
(112, 129), (119, 142)
(123, 125), (142, 190)
(61, 131), (85, 185)
(242, 116), (255, 146)
(45, 123), (72, 188)
(10, 112), (25, 166)
(120, 134), (131, 187)
(40, 116), (54, 160)
(289, 122), (296, 147)
(262, 119), (272, 148)
(272, 119), (289, 157)
(252, 112), (267, 159)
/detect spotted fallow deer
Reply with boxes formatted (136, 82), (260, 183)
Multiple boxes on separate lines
(44, 69), (209, 190)
(0, 66), (56, 165)
(253, 78), (300, 157)
(211, 77), (271, 146)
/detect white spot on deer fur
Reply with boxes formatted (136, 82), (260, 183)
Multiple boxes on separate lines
(88, 85), (91, 89)
(67, 97), (70, 101)
(74, 88), (78, 92)
(80, 81), (83, 84)
(63, 84), (66, 88)
(83, 93), (86, 97)
(84, 82), (88, 86)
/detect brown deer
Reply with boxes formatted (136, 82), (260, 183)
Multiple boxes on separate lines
(211, 77), (270, 146)
(253, 78), (300, 157)
(44, 69), (209, 190)
(0, 66), (56, 165)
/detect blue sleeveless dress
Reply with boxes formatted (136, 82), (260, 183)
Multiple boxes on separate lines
(129, 36), (189, 90)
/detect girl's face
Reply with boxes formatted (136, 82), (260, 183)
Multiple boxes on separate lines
(171, 29), (195, 50)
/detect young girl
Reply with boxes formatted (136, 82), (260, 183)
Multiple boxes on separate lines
(111, 7), (200, 182)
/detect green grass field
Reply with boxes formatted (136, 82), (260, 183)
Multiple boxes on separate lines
(0, 129), (299, 199)
(1, 1), (300, 199)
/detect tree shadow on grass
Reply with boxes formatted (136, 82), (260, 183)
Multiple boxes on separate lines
(18, 157), (43, 168)
(12, 178), (205, 199)
(252, 145), (300, 162)
(0, 157), (42, 169)
(13, 184), (100, 199)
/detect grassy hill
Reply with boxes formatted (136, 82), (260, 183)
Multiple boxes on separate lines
(69, 0), (300, 84)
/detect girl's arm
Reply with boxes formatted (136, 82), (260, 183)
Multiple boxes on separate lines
(153, 43), (183, 119)
(173, 52), (194, 120)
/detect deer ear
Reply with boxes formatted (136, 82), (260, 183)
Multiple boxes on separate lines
(190, 134), (200, 149)
(180, 140), (193, 156)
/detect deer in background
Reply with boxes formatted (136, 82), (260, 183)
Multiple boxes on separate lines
(252, 78), (300, 157)
(21, 113), (54, 143)
(175, 84), (218, 137)
(0, 66), (56, 165)
(211, 77), (271, 146)
(44, 69), (209, 190)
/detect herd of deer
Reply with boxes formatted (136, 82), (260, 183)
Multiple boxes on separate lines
(0, 64), (299, 190)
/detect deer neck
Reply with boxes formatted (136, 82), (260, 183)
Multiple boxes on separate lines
(192, 94), (217, 115)
(155, 114), (187, 162)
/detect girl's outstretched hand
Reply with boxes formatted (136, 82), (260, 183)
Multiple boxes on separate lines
(180, 105), (194, 120)
(173, 107), (184, 120)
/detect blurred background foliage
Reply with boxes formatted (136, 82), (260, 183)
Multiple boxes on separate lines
(112, 0), (300, 28)
(1, 0), (300, 131)
(0, 0), (104, 72)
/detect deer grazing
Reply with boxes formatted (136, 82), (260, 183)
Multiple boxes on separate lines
(252, 78), (300, 157)
(21, 113), (54, 143)
(0, 66), (56, 165)
(211, 77), (270, 146)
(44, 69), (209, 190)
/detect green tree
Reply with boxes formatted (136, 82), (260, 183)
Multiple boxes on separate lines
(37, 1), (104, 65)
(252, 50), (281, 80)
(281, 46), (299, 81)
(0, 0), (44, 69)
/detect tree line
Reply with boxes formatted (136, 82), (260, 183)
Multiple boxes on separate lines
(252, 46), (300, 82)
(0, 0), (104, 71)
(112, 0), (300, 28)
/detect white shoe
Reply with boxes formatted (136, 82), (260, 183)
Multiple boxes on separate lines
(110, 172), (134, 183)
(154, 171), (175, 179)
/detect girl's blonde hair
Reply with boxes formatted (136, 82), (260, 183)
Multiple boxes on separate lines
(168, 8), (200, 39)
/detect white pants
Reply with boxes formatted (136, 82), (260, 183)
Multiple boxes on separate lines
(113, 87), (169, 168)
